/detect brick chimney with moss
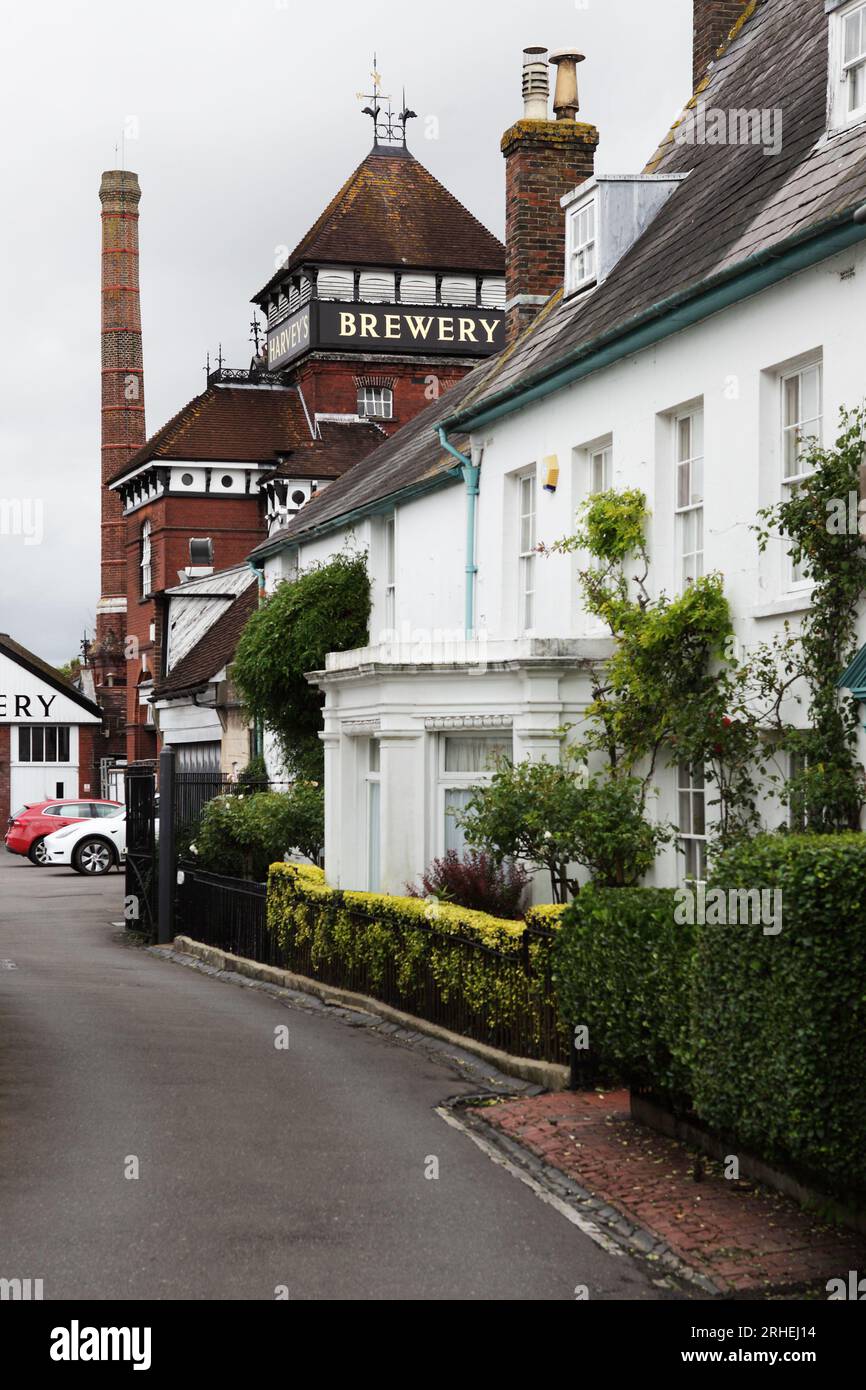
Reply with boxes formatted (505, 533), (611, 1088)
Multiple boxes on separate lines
(501, 47), (599, 346)
(693, 1), (751, 90)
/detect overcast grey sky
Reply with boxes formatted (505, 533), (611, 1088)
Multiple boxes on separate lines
(0, 0), (690, 664)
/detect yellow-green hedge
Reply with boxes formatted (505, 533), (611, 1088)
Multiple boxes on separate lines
(267, 863), (567, 1060)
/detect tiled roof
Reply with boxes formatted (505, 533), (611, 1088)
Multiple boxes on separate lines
(443, 0), (866, 427)
(108, 384), (382, 485)
(253, 145), (504, 302)
(249, 373), (477, 557)
(153, 583), (258, 700)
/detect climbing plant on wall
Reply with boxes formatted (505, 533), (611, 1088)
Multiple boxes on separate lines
(755, 405), (866, 831)
(232, 552), (371, 779)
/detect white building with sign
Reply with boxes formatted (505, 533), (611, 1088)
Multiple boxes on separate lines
(0, 635), (103, 821)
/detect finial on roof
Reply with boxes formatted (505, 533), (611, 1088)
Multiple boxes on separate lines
(357, 57), (417, 148)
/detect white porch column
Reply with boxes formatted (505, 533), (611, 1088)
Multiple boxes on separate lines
(379, 730), (425, 895)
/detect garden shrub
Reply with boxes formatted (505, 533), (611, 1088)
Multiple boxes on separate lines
(553, 885), (696, 1103)
(267, 864), (567, 1059)
(192, 785), (324, 881)
(406, 849), (530, 919)
(692, 833), (866, 1197)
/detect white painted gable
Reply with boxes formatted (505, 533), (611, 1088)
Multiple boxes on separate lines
(0, 650), (100, 725)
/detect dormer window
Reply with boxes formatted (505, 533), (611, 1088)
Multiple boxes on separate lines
(830, 1), (866, 129)
(566, 197), (596, 294)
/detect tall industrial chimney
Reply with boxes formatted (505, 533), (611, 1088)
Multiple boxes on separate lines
(96, 169), (146, 653)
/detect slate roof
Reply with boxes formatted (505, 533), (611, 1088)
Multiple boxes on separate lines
(0, 634), (102, 718)
(153, 583), (258, 700)
(249, 373), (476, 557)
(108, 383), (382, 486)
(443, 0), (866, 428)
(253, 145), (504, 304)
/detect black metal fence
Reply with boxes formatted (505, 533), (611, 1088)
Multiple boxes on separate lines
(125, 761), (157, 933)
(175, 863), (567, 1064)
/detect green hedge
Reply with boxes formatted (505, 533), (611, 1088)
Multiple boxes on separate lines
(554, 886), (695, 1102)
(553, 836), (866, 1198)
(267, 864), (567, 1060)
(693, 833), (866, 1196)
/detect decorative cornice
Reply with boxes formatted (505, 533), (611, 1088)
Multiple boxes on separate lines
(424, 714), (513, 731)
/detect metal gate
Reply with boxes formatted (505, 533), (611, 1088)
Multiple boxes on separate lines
(125, 760), (157, 935)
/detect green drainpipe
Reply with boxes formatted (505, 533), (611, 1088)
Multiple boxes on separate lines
(437, 427), (480, 637)
(247, 559), (267, 760)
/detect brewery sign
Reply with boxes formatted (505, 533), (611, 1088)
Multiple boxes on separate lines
(267, 301), (505, 370)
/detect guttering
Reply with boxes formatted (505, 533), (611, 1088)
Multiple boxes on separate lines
(438, 427), (481, 637)
(442, 214), (866, 434)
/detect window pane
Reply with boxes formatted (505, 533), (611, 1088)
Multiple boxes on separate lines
(32, 727), (44, 761)
(368, 739), (380, 773)
(58, 727), (70, 761)
(845, 9), (863, 63)
(800, 365), (820, 425)
(444, 736), (510, 773)
(783, 374), (799, 429)
(850, 60), (866, 112)
(18, 727), (31, 761)
(444, 788), (476, 855)
(677, 460), (690, 509)
(44, 727), (57, 761)
(677, 416), (691, 463)
(690, 452), (704, 503)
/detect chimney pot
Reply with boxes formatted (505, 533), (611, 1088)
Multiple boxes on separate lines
(549, 50), (585, 121)
(521, 47), (550, 120)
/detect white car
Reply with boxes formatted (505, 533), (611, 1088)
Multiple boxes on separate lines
(43, 811), (126, 875)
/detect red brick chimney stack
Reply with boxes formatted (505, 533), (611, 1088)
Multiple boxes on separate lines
(97, 169), (146, 652)
(692, 1), (750, 90)
(501, 47), (599, 346)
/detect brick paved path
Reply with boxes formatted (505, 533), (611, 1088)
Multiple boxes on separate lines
(471, 1090), (866, 1295)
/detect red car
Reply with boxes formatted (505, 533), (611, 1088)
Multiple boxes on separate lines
(4, 799), (124, 866)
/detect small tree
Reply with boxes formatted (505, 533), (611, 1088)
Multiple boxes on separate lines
(457, 753), (671, 901)
(232, 552), (370, 778)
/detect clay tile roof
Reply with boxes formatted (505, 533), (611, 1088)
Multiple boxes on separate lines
(153, 582), (258, 700)
(253, 145), (504, 302)
(108, 384), (383, 486)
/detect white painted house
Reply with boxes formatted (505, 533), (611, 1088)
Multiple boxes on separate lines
(252, 0), (866, 898)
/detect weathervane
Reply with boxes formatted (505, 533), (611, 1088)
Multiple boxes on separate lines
(358, 56), (417, 148)
(250, 314), (263, 353)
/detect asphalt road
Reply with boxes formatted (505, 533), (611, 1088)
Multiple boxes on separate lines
(0, 851), (671, 1301)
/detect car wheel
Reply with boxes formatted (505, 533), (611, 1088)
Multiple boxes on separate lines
(74, 839), (115, 876)
(28, 837), (49, 866)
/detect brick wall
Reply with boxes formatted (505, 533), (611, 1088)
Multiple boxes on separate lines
(78, 725), (98, 797)
(0, 724), (10, 822)
(693, 1), (751, 89)
(122, 493), (265, 762)
(294, 356), (472, 433)
(501, 119), (599, 345)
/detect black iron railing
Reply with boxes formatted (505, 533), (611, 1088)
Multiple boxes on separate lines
(175, 863), (567, 1064)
